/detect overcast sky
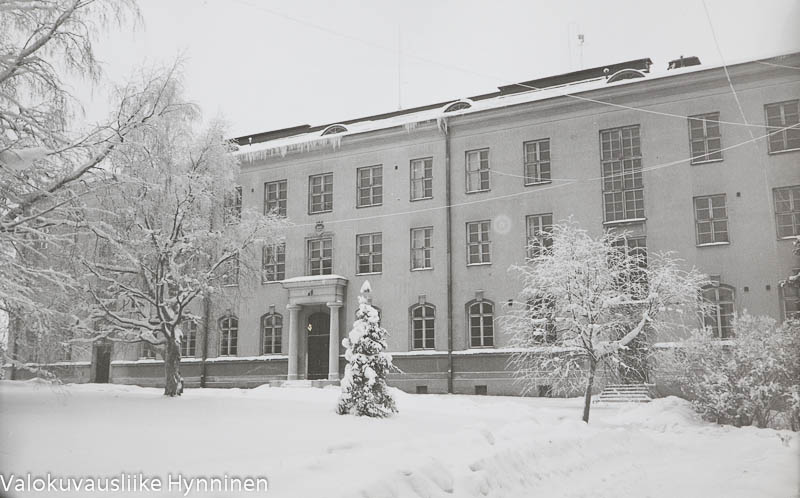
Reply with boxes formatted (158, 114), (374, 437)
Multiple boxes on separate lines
(77, 0), (800, 138)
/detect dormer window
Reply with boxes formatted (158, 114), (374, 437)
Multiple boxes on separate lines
(606, 69), (647, 83)
(443, 100), (472, 113)
(321, 124), (348, 136)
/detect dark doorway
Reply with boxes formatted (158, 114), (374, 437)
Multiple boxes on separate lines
(307, 312), (330, 380)
(93, 342), (112, 383)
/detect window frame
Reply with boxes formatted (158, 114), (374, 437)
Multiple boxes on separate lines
(410, 226), (433, 271)
(262, 242), (286, 283)
(356, 165), (383, 208)
(782, 279), (800, 320)
(701, 285), (735, 339)
(693, 194), (730, 246)
(467, 299), (495, 348)
(308, 173), (334, 214)
(410, 157), (433, 201)
(773, 185), (800, 239)
(224, 186), (242, 225)
(307, 237), (333, 276)
(688, 112), (723, 164)
(219, 315), (238, 356)
(221, 254), (240, 287)
(600, 125), (645, 224)
(765, 100), (800, 154)
(466, 220), (491, 266)
(465, 148), (490, 193)
(523, 138), (552, 185)
(180, 321), (198, 357)
(525, 296), (556, 344)
(410, 303), (436, 350)
(356, 232), (383, 275)
(261, 313), (283, 355)
(264, 180), (287, 217)
(525, 213), (553, 260)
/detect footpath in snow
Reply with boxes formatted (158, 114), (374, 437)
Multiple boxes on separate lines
(0, 380), (797, 498)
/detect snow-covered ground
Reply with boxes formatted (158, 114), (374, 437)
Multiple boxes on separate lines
(1, 381), (797, 498)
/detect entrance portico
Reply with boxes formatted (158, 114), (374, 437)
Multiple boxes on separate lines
(282, 275), (347, 381)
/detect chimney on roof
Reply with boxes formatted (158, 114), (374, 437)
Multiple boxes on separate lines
(668, 55), (701, 70)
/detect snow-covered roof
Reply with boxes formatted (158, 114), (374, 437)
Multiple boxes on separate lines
(234, 52), (798, 162)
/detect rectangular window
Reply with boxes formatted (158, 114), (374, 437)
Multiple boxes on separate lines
(765, 100), (800, 153)
(410, 158), (433, 200)
(688, 112), (722, 163)
(262, 242), (286, 283)
(264, 180), (287, 216)
(221, 255), (239, 286)
(309, 173), (333, 214)
(356, 233), (382, 274)
(526, 213), (553, 259)
(410, 227), (433, 270)
(523, 139), (551, 185)
(307, 238), (332, 275)
(774, 185), (800, 238)
(180, 321), (197, 357)
(694, 195), (729, 245)
(783, 280), (800, 320)
(466, 221), (491, 265)
(357, 165), (383, 207)
(140, 342), (158, 359)
(466, 149), (490, 192)
(601, 125), (644, 222)
(224, 186), (242, 225)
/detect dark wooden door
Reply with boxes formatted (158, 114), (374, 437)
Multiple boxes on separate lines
(94, 343), (112, 383)
(307, 312), (329, 380)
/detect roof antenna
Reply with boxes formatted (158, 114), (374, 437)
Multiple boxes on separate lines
(577, 33), (585, 69)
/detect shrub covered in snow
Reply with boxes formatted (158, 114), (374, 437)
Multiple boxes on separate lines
(663, 314), (800, 430)
(337, 281), (398, 418)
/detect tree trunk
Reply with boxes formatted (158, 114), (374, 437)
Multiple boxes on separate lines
(164, 341), (183, 397)
(582, 357), (598, 423)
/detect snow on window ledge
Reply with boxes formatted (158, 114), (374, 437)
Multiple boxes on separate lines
(602, 217), (647, 226)
(696, 241), (731, 247)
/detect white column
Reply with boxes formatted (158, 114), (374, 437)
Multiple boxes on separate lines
(327, 302), (343, 381)
(287, 304), (301, 380)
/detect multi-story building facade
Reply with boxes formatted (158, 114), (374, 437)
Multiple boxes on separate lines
(7, 52), (799, 395)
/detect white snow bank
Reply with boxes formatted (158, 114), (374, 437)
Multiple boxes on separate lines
(0, 382), (796, 498)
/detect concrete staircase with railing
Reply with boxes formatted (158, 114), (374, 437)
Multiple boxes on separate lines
(594, 383), (654, 403)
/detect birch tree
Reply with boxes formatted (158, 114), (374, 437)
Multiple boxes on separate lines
(78, 89), (287, 396)
(505, 221), (708, 423)
(0, 0), (190, 372)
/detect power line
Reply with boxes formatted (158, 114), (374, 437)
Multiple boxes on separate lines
(279, 123), (798, 231)
(228, 0), (794, 130)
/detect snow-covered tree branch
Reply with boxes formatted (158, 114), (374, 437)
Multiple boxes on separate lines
(504, 220), (709, 422)
(76, 88), (288, 396)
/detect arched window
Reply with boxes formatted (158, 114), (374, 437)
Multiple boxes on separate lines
(219, 315), (238, 356)
(321, 124), (348, 136)
(702, 285), (735, 338)
(443, 100), (472, 113)
(467, 300), (494, 347)
(261, 313), (282, 354)
(180, 321), (198, 357)
(410, 303), (435, 350)
(526, 296), (556, 343)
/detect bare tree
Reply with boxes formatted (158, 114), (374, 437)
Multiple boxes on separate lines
(78, 90), (287, 396)
(505, 221), (708, 423)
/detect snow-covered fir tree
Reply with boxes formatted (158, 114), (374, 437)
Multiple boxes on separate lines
(337, 281), (398, 417)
